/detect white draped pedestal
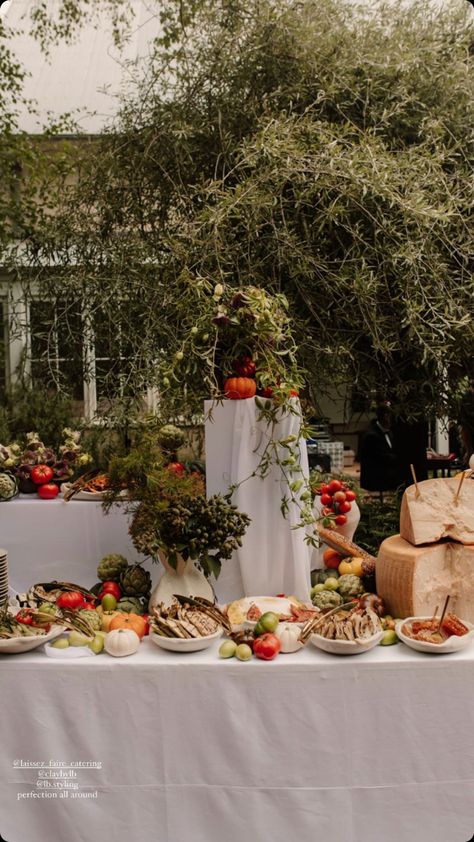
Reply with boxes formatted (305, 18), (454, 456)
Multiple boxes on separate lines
(205, 397), (311, 603)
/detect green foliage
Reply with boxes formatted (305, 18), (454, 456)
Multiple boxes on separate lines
(356, 493), (403, 557)
(1, 384), (75, 450)
(6, 0), (474, 420)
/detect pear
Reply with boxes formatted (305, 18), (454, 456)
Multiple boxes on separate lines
(68, 630), (94, 647)
(50, 637), (69, 649)
(88, 634), (105, 654)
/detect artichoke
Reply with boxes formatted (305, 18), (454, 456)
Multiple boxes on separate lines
(156, 424), (186, 453)
(117, 596), (146, 614)
(0, 472), (19, 501)
(337, 574), (365, 600)
(312, 590), (343, 610)
(97, 554), (129, 582)
(78, 609), (102, 631)
(120, 564), (151, 597)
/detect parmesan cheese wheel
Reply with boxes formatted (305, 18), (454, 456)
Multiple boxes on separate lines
(376, 534), (474, 621)
(400, 476), (474, 546)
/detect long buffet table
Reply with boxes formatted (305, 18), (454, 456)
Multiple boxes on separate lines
(2, 639), (474, 842)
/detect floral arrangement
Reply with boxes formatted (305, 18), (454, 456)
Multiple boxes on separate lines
(0, 429), (92, 491)
(161, 282), (305, 412)
(103, 439), (250, 579)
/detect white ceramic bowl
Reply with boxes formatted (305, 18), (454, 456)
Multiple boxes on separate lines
(310, 629), (384, 656)
(150, 628), (222, 653)
(396, 617), (474, 654)
(0, 624), (63, 654)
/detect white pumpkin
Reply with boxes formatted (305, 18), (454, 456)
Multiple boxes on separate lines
(105, 628), (140, 658)
(275, 623), (303, 654)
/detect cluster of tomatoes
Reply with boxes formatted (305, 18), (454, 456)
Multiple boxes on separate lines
(30, 464), (59, 500)
(314, 478), (356, 527)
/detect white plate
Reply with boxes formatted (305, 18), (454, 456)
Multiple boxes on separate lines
(149, 628), (222, 653)
(44, 635), (98, 658)
(0, 624), (63, 654)
(310, 629), (384, 656)
(396, 617), (474, 654)
(61, 483), (127, 501)
(227, 596), (311, 628)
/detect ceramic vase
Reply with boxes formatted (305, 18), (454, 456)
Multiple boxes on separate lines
(148, 552), (215, 610)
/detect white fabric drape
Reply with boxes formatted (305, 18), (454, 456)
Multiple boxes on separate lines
(1, 640), (474, 842)
(205, 398), (312, 603)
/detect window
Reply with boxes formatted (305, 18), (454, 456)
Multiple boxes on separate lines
(3, 284), (157, 420)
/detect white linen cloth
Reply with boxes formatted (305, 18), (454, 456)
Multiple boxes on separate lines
(0, 495), (153, 593)
(1, 640), (474, 842)
(205, 398), (311, 603)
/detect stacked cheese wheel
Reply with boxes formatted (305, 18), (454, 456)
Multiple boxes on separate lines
(376, 475), (474, 621)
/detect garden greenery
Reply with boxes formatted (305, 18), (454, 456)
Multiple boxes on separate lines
(4, 0), (474, 422)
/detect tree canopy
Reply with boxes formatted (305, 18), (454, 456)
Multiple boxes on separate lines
(6, 0), (474, 420)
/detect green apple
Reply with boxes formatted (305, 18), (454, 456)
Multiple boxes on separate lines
(101, 593), (117, 611)
(50, 637), (69, 649)
(68, 630), (94, 647)
(88, 634), (105, 654)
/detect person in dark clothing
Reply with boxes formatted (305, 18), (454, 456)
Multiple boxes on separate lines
(359, 406), (403, 492)
(392, 417), (429, 487)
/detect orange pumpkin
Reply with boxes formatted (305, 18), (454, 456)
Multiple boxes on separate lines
(224, 377), (257, 400)
(109, 612), (147, 639)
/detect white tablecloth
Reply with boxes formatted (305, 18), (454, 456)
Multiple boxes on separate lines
(1, 640), (474, 842)
(0, 496), (154, 593)
(205, 398), (311, 603)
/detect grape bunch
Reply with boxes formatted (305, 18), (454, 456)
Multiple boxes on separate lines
(314, 479), (356, 526)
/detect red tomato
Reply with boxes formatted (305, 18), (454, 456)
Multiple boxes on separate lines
(328, 480), (343, 494)
(322, 548), (342, 568)
(335, 514), (347, 526)
(332, 490), (346, 503)
(338, 501), (352, 514)
(345, 490), (356, 502)
(289, 389), (299, 397)
(37, 483), (59, 499)
(142, 614), (150, 636)
(253, 633), (281, 661)
(322, 506), (334, 516)
(320, 484), (331, 495)
(16, 609), (34, 625)
(31, 464), (54, 485)
(166, 462), (185, 476)
(98, 581), (122, 600)
(56, 591), (86, 610)
(232, 355), (256, 378)
(320, 493), (332, 506)
(82, 602), (97, 611)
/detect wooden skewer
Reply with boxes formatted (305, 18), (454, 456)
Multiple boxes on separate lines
(410, 464), (421, 498)
(454, 471), (466, 505)
(437, 595), (451, 632)
(430, 605), (439, 624)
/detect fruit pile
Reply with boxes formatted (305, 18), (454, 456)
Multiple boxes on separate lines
(313, 478), (356, 527)
(219, 611), (283, 661)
